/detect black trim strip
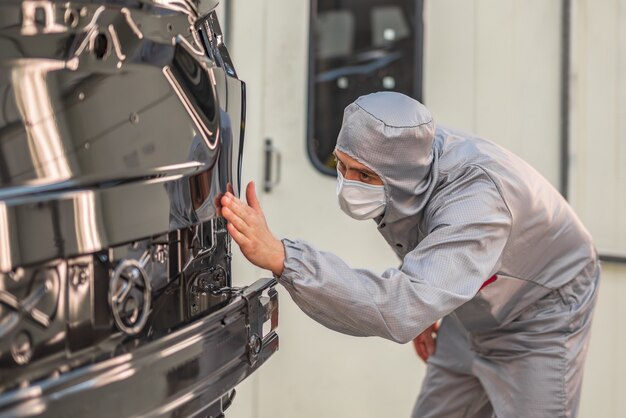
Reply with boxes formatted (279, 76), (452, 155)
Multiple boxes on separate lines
(599, 254), (626, 264)
(560, 0), (571, 199)
(305, 0), (426, 177)
(305, 0), (336, 177)
(414, 0), (425, 102)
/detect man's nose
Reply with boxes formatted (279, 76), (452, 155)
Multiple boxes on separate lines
(344, 171), (360, 182)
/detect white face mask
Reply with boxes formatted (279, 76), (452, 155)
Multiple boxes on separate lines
(336, 171), (387, 220)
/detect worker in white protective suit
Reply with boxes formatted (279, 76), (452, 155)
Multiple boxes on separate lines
(220, 92), (600, 417)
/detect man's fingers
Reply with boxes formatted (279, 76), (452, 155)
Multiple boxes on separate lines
(429, 322), (439, 356)
(412, 337), (420, 356)
(226, 192), (254, 217)
(418, 342), (428, 362)
(425, 334), (435, 356)
(222, 207), (251, 235)
(413, 335), (429, 362)
(246, 181), (262, 212)
(413, 326), (438, 363)
(222, 193), (253, 222)
(226, 222), (250, 247)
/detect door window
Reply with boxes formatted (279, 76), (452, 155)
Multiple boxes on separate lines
(308, 0), (424, 174)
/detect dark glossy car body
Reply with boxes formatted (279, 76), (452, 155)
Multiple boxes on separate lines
(0, 1), (278, 416)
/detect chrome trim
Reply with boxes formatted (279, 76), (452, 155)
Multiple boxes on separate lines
(0, 165), (216, 272)
(109, 259), (152, 336)
(0, 279), (279, 418)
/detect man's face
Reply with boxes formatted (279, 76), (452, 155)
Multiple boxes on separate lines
(334, 150), (384, 186)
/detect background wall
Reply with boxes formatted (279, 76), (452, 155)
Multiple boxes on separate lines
(569, 1), (626, 416)
(222, 0), (625, 417)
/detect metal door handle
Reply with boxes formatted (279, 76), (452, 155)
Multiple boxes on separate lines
(263, 138), (281, 193)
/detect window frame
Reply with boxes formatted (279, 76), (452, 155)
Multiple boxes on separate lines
(306, 0), (425, 176)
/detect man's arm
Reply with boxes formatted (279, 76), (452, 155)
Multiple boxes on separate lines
(221, 170), (512, 343)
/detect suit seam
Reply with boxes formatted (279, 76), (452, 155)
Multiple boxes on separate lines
(559, 328), (570, 418)
(490, 273), (553, 290)
(427, 164), (514, 279)
(359, 278), (406, 342)
(354, 102), (434, 129)
(467, 164), (517, 280)
(468, 164), (514, 229)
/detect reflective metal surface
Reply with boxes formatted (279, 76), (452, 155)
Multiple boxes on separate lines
(0, 1), (277, 416)
(0, 274), (278, 418)
(0, 0), (246, 271)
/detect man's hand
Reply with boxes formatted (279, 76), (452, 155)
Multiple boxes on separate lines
(220, 181), (285, 276)
(412, 322), (440, 362)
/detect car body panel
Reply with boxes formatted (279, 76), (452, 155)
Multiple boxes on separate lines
(0, 1), (278, 416)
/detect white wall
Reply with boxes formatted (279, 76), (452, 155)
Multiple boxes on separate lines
(426, 3), (626, 416)
(424, 0), (561, 186)
(569, 0), (626, 256)
(569, 1), (626, 416)
(224, 0), (625, 417)
(227, 1), (421, 416)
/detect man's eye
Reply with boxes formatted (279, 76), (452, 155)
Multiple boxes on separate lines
(359, 172), (371, 182)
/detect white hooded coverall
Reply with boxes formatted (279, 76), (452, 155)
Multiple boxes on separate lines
(276, 92), (599, 417)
